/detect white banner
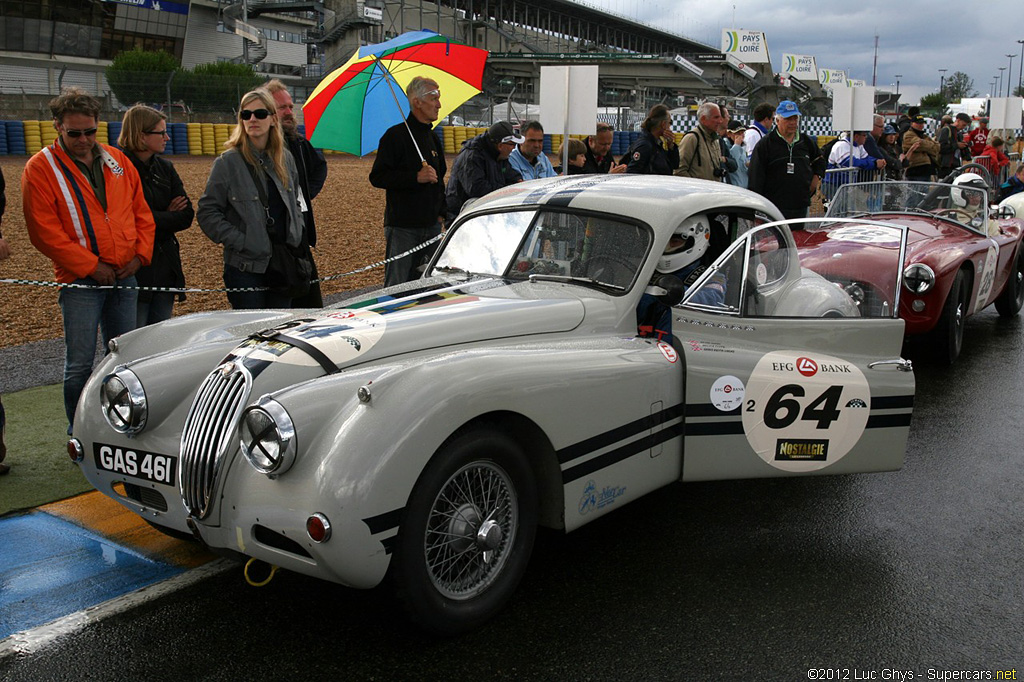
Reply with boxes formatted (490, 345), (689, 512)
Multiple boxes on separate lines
(847, 79), (867, 88)
(818, 68), (847, 88)
(831, 86), (877, 132)
(720, 29), (770, 64)
(781, 53), (816, 79)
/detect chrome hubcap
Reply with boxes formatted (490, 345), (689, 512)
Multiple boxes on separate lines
(424, 461), (517, 600)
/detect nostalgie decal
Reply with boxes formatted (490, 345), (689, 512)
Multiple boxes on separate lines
(740, 350), (871, 472)
(710, 375), (745, 412)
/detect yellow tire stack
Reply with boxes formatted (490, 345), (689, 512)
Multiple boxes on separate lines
(95, 121), (109, 147)
(199, 123), (214, 155)
(40, 120), (59, 148)
(23, 121), (43, 154)
(443, 126), (457, 154)
(214, 123), (232, 153)
(187, 123), (203, 155)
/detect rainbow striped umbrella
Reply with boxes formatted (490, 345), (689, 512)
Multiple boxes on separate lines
(303, 30), (488, 155)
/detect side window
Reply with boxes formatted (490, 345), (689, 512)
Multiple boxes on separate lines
(510, 212), (650, 292)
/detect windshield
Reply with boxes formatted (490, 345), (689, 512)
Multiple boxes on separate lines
(431, 209), (652, 293)
(827, 181), (988, 232)
(685, 220), (906, 319)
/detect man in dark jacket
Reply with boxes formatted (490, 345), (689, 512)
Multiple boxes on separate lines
(582, 122), (626, 174)
(747, 100), (825, 220)
(266, 79), (328, 305)
(370, 77), (449, 286)
(444, 120), (523, 223)
(938, 113), (972, 177)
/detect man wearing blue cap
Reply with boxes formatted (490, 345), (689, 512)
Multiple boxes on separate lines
(748, 100), (825, 220)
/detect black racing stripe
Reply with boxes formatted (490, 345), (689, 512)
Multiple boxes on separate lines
(544, 176), (616, 207)
(521, 175), (583, 204)
(557, 403), (684, 465)
(562, 422), (685, 484)
(686, 403), (741, 417)
(380, 535), (398, 555)
(866, 413), (913, 429)
(687, 421), (745, 436)
(363, 507), (403, 535)
(870, 394), (915, 410)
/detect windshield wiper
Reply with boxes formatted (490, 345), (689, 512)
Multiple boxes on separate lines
(432, 265), (474, 278)
(527, 273), (626, 292)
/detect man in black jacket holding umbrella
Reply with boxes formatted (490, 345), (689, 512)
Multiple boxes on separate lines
(266, 79), (329, 306)
(370, 76), (448, 286)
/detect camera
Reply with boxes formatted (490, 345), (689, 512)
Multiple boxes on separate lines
(713, 167), (726, 178)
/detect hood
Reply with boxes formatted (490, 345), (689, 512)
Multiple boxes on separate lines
(227, 278), (586, 375)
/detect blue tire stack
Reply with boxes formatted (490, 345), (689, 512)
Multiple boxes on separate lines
(542, 134), (552, 155)
(0, 122), (7, 156)
(170, 122), (188, 154)
(612, 131), (628, 157)
(107, 120), (122, 149)
(5, 121), (26, 155)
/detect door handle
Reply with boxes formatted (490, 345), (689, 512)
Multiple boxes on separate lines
(868, 358), (913, 372)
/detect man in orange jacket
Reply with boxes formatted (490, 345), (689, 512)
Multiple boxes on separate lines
(23, 88), (155, 433)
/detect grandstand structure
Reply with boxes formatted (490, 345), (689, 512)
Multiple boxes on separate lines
(0, 0), (832, 121)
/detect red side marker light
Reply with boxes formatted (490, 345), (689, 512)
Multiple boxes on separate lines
(306, 513), (331, 543)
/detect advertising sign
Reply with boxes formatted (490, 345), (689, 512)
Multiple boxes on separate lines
(781, 54), (816, 79)
(720, 30), (770, 64)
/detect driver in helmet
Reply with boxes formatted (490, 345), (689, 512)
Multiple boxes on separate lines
(637, 215), (726, 339)
(949, 172), (989, 229)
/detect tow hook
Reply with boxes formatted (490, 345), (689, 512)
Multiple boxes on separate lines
(243, 558), (279, 587)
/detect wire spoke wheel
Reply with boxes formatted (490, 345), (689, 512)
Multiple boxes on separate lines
(424, 461), (517, 600)
(393, 428), (537, 634)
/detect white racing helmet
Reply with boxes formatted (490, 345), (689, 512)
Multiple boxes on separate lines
(950, 172), (988, 208)
(657, 215), (710, 274)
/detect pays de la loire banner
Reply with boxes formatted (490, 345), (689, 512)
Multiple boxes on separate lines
(720, 29), (770, 64)
(781, 53), (816, 79)
(818, 68), (848, 89)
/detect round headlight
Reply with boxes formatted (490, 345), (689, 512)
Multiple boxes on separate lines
(903, 263), (935, 295)
(101, 368), (147, 434)
(240, 398), (296, 476)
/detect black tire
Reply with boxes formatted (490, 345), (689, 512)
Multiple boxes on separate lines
(392, 428), (538, 635)
(932, 269), (969, 365)
(994, 247), (1024, 317)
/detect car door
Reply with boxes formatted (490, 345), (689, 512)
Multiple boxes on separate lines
(675, 222), (915, 481)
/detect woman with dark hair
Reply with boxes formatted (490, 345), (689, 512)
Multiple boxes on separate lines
(118, 105), (194, 325)
(197, 89), (306, 309)
(624, 104), (679, 175)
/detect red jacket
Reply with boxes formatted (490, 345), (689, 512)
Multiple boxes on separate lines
(23, 141), (155, 283)
(967, 127), (990, 158)
(978, 144), (1010, 169)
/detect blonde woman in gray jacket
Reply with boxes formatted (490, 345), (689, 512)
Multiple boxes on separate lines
(198, 89), (306, 309)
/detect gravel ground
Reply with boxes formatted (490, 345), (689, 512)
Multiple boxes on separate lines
(0, 153), (420, 392)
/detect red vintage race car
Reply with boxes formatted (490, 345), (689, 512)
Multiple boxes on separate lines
(791, 168), (1024, 364)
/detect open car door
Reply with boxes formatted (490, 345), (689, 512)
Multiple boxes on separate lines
(676, 220), (915, 481)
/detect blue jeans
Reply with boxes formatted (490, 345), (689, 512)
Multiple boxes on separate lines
(59, 277), (139, 432)
(384, 222), (442, 287)
(224, 264), (294, 310)
(137, 292), (176, 327)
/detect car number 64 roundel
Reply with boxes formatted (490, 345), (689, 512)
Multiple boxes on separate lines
(740, 351), (871, 472)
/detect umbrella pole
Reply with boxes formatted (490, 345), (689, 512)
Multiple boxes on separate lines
(373, 55), (428, 167)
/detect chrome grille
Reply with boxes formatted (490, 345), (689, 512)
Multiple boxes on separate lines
(179, 360), (252, 519)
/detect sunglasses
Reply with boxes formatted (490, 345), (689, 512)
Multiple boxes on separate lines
(64, 127), (98, 138)
(144, 129), (169, 136)
(240, 109), (272, 121)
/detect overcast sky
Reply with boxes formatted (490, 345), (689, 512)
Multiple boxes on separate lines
(573, 0), (1024, 105)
